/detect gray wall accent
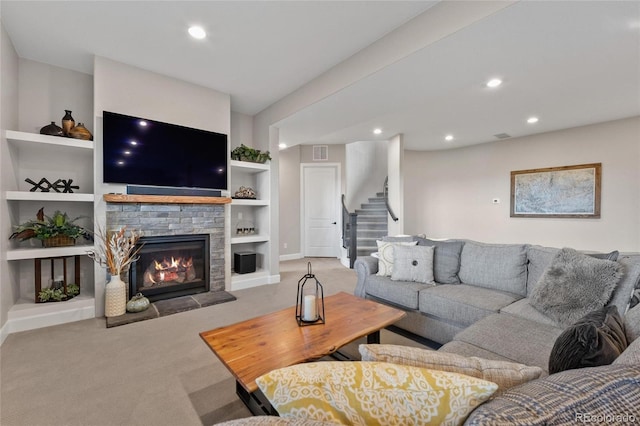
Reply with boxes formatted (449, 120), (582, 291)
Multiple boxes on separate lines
(279, 145), (301, 257)
(345, 140), (387, 212)
(106, 203), (226, 292)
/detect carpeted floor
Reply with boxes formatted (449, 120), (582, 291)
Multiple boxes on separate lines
(0, 258), (426, 426)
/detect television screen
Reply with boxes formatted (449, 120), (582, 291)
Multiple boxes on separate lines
(103, 111), (228, 190)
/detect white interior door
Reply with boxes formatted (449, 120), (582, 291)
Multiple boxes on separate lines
(303, 164), (340, 257)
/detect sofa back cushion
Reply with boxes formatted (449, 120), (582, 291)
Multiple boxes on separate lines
(458, 241), (528, 296)
(526, 245), (559, 296)
(414, 237), (464, 284)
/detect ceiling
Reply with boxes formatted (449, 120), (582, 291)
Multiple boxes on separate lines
(3, 1), (640, 151)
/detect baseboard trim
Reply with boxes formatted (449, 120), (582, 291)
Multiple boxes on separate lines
(0, 322), (9, 347)
(280, 253), (303, 261)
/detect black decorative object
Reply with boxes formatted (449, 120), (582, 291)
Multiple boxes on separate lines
(295, 262), (325, 326)
(39, 122), (64, 137)
(26, 178), (79, 193)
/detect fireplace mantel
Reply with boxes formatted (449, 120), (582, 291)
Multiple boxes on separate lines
(103, 194), (232, 204)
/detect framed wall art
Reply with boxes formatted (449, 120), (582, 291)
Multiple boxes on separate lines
(510, 163), (601, 218)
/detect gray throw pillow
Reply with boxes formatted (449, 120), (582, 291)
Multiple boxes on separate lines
(391, 245), (435, 284)
(530, 248), (623, 327)
(548, 306), (628, 374)
(415, 238), (464, 284)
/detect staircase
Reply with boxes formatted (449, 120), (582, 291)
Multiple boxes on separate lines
(354, 192), (388, 257)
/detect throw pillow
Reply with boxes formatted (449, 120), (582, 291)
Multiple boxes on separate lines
(465, 364), (640, 426)
(625, 302), (640, 342)
(382, 235), (415, 243)
(548, 305), (628, 374)
(359, 344), (543, 390)
(529, 247), (623, 327)
(375, 240), (417, 277)
(256, 361), (497, 425)
(390, 245), (435, 284)
(415, 237), (464, 284)
(587, 250), (620, 261)
(614, 334), (640, 366)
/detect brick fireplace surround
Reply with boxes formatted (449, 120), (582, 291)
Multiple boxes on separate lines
(103, 195), (233, 326)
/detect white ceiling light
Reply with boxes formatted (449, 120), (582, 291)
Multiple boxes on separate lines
(188, 26), (207, 40)
(486, 78), (502, 88)
(445, 134), (454, 141)
(373, 128), (382, 135)
(527, 116), (539, 124)
(279, 143), (287, 149)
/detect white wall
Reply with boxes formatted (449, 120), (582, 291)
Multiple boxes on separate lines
(345, 140), (387, 211)
(0, 20), (20, 338)
(387, 134), (404, 236)
(230, 111), (253, 150)
(404, 117), (640, 252)
(93, 56), (231, 315)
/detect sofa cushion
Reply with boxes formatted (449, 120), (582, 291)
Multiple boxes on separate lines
(419, 284), (520, 327)
(452, 313), (563, 372)
(499, 298), (559, 327)
(439, 341), (520, 365)
(390, 245), (434, 284)
(465, 364), (640, 426)
(458, 241), (528, 296)
(530, 248), (623, 327)
(614, 334), (640, 366)
(359, 344), (543, 391)
(365, 275), (433, 310)
(255, 361), (497, 426)
(375, 240), (417, 277)
(609, 257), (640, 315)
(548, 306), (628, 374)
(625, 304), (640, 342)
(415, 238), (464, 284)
(526, 245), (559, 296)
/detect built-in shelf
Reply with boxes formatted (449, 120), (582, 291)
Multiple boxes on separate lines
(6, 244), (94, 261)
(104, 194), (232, 204)
(230, 160), (269, 172)
(5, 130), (94, 151)
(231, 235), (269, 244)
(231, 198), (269, 206)
(7, 295), (96, 334)
(6, 191), (94, 202)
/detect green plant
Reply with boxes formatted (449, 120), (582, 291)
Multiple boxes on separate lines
(38, 283), (79, 302)
(9, 207), (93, 243)
(231, 144), (271, 163)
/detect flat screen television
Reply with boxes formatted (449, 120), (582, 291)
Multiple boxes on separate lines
(102, 111), (228, 191)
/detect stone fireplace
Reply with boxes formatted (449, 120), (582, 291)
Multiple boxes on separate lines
(106, 201), (225, 300)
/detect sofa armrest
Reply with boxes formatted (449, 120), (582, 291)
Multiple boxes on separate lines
(354, 256), (378, 298)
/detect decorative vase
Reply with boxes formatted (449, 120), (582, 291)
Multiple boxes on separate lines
(126, 293), (150, 313)
(61, 110), (75, 136)
(40, 121), (64, 137)
(105, 274), (127, 317)
(68, 123), (93, 141)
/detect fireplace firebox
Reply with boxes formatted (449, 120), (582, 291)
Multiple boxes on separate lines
(130, 235), (210, 302)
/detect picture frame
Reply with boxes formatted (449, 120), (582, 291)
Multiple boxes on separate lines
(510, 163), (601, 218)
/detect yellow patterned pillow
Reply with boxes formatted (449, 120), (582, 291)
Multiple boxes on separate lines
(256, 361), (498, 426)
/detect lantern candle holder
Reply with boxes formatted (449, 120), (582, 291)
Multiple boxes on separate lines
(296, 262), (325, 326)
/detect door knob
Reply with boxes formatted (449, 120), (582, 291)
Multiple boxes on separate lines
(331, 222), (337, 225)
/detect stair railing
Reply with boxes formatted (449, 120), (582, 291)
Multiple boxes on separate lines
(383, 177), (399, 222)
(341, 194), (358, 268)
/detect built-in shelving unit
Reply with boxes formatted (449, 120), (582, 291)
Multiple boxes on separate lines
(229, 160), (275, 290)
(2, 130), (96, 334)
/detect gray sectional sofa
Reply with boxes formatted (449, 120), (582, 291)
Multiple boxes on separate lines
(354, 237), (640, 372)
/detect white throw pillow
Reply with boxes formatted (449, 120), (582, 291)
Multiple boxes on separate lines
(376, 240), (417, 277)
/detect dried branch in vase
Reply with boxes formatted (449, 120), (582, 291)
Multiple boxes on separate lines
(88, 226), (143, 276)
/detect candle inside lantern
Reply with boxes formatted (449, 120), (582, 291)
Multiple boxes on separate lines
(303, 294), (318, 321)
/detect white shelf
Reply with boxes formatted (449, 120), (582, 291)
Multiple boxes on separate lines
(230, 160), (269, 172)
(231, 198), (269, 206)
(230, 234), (270, 244)
(6, 244), (94, 261)
(230, 269), (279, 290)
(6, 295), (96, 334)
(6, 191), (94, 202)
(5, 130), (93, 151)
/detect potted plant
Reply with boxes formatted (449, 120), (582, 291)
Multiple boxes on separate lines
(9, 207), (93, 247)
(231, 144), (271, 163)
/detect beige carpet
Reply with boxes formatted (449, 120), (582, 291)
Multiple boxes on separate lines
(0, 258), (426, 426)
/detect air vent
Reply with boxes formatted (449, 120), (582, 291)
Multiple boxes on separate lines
(494, 133), (512, 139)
(313, 145), (328, 161)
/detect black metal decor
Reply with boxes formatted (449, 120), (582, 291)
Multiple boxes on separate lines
(26, 177), (79, 193)
(296, 262), (325, 326)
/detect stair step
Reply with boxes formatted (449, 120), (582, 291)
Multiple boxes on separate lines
(376, 192), (385, 197)
(368, 198), (385, 204)
(356, 209), (387, 216)
(360, 203), (386, 210)
(357, 229), (387, 237)
(357, 222), (388, 229)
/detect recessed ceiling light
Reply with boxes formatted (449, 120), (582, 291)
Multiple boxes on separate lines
(188, 26), (207, 40)
(486, 78), (502, 88)
(527, 117), (539, 124)
(373, 128), (382, 135)
(279, 143), (287, 149)
(445, 135), (454, 141)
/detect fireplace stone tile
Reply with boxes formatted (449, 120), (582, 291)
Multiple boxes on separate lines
(192, 291), (236, 307)
(154, 296), (201, 316)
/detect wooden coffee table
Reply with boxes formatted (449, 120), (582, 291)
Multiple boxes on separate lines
(199, 291), (406, 415)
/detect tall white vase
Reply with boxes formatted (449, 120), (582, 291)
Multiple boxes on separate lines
(105, 275), (126, 317)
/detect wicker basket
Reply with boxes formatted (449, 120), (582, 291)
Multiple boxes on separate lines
(42, 236), (76, 248)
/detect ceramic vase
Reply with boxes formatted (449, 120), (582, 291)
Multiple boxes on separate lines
(40, 121), (64, 137)
(61, 110), (75, 136)
(105, 274), (126, 317)
(68, 122), (93, 140)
